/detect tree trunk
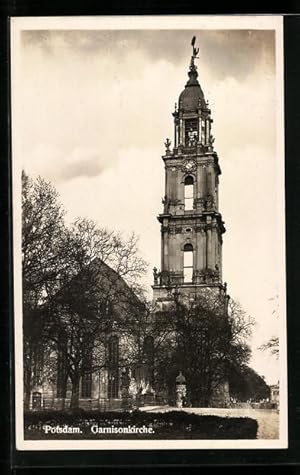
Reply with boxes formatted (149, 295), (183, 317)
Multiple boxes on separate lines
(203, 394), (210, 407)
(205, 379), (213, 407)
(70, 375), (80, 410)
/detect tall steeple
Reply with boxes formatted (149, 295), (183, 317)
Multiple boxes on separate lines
(153, 37), (226, 302)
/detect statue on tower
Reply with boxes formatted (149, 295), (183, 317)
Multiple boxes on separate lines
(153, 267), (161, 285)
(164, 138), (171, 154)
(208, 134), (215, 151)
(190, 36), (199, 69)
(191, 36), (199, 58)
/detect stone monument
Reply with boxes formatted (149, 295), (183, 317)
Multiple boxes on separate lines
(175, 371), (187, 408)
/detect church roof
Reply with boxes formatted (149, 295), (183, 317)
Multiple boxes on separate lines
(49, 256), (143, 317)
(178, 60), (206, 112)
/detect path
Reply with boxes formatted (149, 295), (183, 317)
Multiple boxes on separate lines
(140, 406), (279, 439)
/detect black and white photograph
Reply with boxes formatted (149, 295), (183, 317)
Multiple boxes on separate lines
(11, 15), (287, 450)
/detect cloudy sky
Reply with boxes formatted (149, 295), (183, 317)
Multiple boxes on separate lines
(12, 19), (285, 385)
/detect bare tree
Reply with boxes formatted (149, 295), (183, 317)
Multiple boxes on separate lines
(258, 337), (279, 359)
(44, 218), (147, 409)
(22, 171), (66, 409)
(258, 295), (279, 359)
(22, 172), (148, 410)
(151, 289), (254, 406)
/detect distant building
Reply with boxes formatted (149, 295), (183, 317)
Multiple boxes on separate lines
(270, 382), (280, 407)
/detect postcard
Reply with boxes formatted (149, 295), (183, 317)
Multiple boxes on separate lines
(11, 15), (287, 450)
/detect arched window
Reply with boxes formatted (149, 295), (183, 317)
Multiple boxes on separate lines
(184, 175), (194, 210)
(108, 336), (119, 399)
(108, 336), (119, 366)
(81, 353), (92, 398)
(183, 243), (193, 283)
(33, 343), (44, 386)
(185, 118), (198, 145)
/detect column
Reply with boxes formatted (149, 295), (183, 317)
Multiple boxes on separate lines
(215, 175), (219, 210)
(169, 233), (175, 272)
(206, 227), (212, 269)
(196, 164), (202, 199)
(161, 227), (165, 271)
(177, 170), (184, 204)
(205, 119), (210, 145)
(196, 228), (204, 270)
(202, 229), (207, 269)
(175, 234), (181, 273)
(201, 119), (205, 144)
(207, 165), (213, 195)
(163, 228), (169, 271)
(167, 167), (176, 201)
(215, 230), (219, 269)
(219, 237), (222, 280)
(211, 226), (216, 269)
(198, 164), (206, 198)
(204, 165), (208, 197)
(179, 118), (183, 145)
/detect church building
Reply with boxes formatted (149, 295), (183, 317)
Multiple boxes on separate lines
(26, 37), (231, 412)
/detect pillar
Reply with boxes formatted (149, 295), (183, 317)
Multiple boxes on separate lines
(202, 229), (207, 269)
(162, 227), (169, 272)
(211, 226), (217, 269)
(196, 228), (205, 270)
(206, 227), (212, 269)
(179, 118), (183, 145)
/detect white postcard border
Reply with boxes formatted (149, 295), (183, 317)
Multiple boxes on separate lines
(11, 14), (287, 451)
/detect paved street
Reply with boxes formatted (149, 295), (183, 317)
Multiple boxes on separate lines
(141, 406), (279, 439)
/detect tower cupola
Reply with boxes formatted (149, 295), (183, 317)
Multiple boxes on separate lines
(178, 54), (206, 112)
(173, 37), (213, 151)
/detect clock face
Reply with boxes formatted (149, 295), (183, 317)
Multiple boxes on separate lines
(182, 159), (196, 173)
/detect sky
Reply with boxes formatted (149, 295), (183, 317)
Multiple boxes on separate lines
(13, 23), (285, 386)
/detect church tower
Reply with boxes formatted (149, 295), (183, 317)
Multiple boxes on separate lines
(153, 38), (226, 303)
